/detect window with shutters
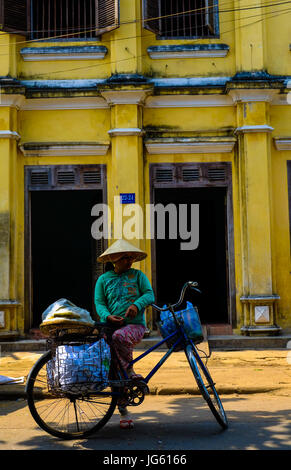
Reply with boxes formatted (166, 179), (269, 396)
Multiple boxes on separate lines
(0, 0), (28, 35)
(143, 0), (219, 38)
(0, 0), (119, 39)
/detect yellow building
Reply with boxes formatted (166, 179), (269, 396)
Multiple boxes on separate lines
(0, 0), (291, 339)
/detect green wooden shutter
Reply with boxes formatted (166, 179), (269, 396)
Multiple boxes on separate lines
(95, 0), (119, 35)
(142, 0), (162, 35)
(0, 0), (29, 35)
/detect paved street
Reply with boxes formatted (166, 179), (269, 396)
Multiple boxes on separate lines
(1, 393), (291, 451)
(2, 347), (291, 455)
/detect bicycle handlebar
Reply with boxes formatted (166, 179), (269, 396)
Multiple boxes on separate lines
(151, 281), (201, 312)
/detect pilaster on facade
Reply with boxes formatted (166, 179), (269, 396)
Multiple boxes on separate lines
(234, 96), (280, 335)
(0, 98), (22, 336)
(233, 0), (267, 73)
(100, 85), (148, 250)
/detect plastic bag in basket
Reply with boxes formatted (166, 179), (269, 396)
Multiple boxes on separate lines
(40, 298), (95, 334)
(47, 338), (111, 394)
(158, 301), (203, 346)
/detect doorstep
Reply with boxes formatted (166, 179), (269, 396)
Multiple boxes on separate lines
(1, 330), (291, 352)
(140, 330), (291, 351)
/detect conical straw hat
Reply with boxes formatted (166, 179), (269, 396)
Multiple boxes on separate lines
(98, 239), (147, 263)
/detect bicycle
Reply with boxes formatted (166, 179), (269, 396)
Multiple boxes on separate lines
(26, 281), (228, 439)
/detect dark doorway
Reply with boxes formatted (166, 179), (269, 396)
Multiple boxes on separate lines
(30, 190), (102, 327)
(154, 187), (228, 325)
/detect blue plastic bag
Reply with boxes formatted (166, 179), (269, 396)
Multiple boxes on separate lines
(158, 301), (203, 350)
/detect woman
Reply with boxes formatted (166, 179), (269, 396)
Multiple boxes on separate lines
(94, 239), (155, 429)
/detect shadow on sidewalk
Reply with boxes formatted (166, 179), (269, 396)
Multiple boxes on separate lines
(2, 395), (291, 450)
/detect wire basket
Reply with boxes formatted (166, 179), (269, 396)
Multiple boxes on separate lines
(46, 334), (111, 396)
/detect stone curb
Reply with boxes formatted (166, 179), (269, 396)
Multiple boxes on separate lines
(0, 384), (286, 400)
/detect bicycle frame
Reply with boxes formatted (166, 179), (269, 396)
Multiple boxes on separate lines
(129, 328), (186, 384)
(97, 281), (202, 396)
(104, 320), (194, 394)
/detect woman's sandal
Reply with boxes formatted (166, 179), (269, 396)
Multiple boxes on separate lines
(127, 368), (144, 380)
(120, 418), (134, 429)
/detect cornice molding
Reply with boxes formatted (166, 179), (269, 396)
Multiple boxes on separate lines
(229, 89), (279, 103)
(274, 138), (291, 150)
(145, 94), (234, 108)
(145, 138), (236, 154)
(20, 46), (108, 61)
(19, 142), (110, 156)
(240, 295), (280, 303)
(235, 125), (274, 134)
(0, 130), (21, 140)
(100, 89), (151, 106)
(22, 97), (109, 110)
(108, 128), (144, 137)
(147, 44), (229, 59)
(0, 94), (25, 109)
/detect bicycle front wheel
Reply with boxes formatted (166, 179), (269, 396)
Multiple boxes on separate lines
(26, 351), (118, 439)
(185, 344), (228, 429)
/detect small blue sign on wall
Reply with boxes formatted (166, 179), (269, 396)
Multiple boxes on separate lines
(120, 193), (136, 204)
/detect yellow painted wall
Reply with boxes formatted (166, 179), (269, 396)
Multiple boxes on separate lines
(20, 109), (110, 143)
(0, 0), (291, 335)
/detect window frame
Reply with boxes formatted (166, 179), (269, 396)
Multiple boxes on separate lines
(0, 0), (120, 42)
(143, 0), (220, 40)
(29, 0), (97, 41)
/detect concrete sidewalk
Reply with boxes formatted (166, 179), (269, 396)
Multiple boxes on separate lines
(1, 345), (291, 398)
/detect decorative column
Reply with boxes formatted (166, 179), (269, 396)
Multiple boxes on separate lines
(234, 0), (267, 74)
(100, 84), (152, 249)
(0, 93), (24, 337)
(229, 88), (281, 335)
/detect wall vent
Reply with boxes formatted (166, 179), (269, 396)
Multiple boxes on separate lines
(208, 168), (226, 181)
(182, 168), (200, 181)
(30, 171), (49, 186)
(57, 170), (76, 185)
(155, 168), (173, 182)
(83, 170), (101, 185)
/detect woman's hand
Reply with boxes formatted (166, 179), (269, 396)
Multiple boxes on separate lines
(107, 315), (124, 324)
(125, 304), (138, 319)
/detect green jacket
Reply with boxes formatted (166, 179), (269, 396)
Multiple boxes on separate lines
(94, 268), (155, 326)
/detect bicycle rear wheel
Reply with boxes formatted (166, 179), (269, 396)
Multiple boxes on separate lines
(26, 351), (118, 439)
(185, 344), (228, 429)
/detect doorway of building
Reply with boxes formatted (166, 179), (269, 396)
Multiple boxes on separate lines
(153, 187), (229, 326)
(30, 189), (102, 328)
